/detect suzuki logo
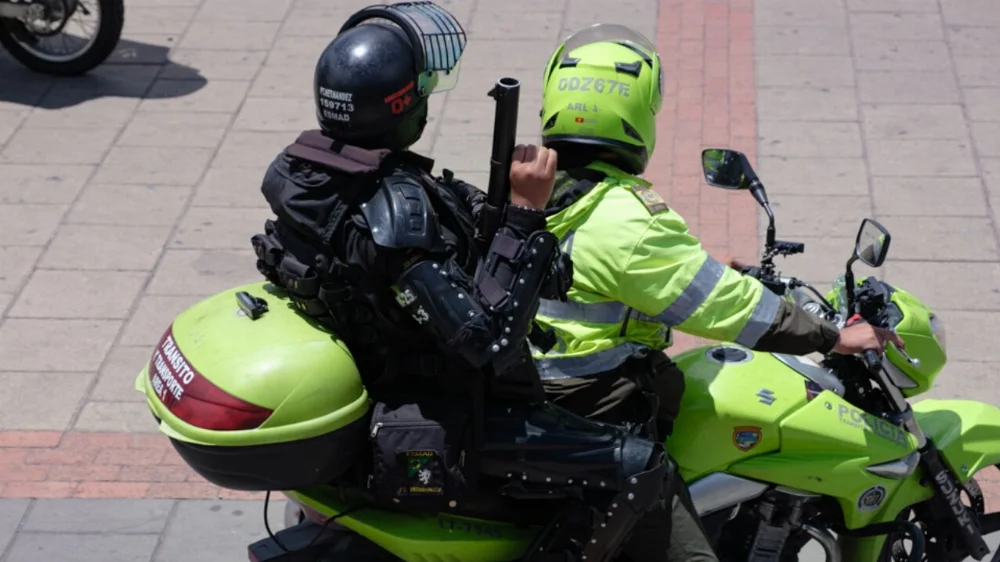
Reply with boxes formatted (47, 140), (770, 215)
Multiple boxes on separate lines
(757, 388), (776, 406)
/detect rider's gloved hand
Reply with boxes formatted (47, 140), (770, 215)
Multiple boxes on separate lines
(832, 321), (905, 356)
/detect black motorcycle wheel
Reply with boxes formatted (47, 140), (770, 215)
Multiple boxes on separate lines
(0, 0), (124, 76)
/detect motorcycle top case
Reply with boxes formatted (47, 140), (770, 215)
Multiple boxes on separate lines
(135, 282), (370, 491)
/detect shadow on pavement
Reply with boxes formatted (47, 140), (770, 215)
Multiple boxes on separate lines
(0, 37), (206, 109)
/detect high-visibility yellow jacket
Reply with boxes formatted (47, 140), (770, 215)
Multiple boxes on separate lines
(531, 161), (791, 381)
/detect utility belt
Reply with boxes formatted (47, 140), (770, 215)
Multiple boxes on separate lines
(617, 352), (685, 441)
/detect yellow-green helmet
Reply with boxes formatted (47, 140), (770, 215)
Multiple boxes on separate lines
(541, 24), (663, 175)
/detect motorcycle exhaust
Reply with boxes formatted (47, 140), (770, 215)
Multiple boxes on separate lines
(801, 524), (841, 562)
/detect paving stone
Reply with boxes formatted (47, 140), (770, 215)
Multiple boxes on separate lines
(758, 121), (863, 158)
(91, 345), (156, 402)
(197, 0), (293, 21)
(448, 67), (546, 103)
(774, 235), (882, 286)
(180, 20), (281, 50)
(23, 97), (140, 130)
(10, 270), (146, 319)
(0, 372), (95, 431)
(119, 295), (204, 347)
(170, 206), (269, 250)
(462, 39), (558, 72)
(430, 134), (495, 174)
(852, 39), (952, 72)
(755, 0), (848, 27)
(438, 98), (546, 139)
(0, 164), (94, 205)
(232, 97), (314, 132)
(965, 89), (1000, 122)
(755, 25), (851, 56)
(146, 249), (259, 297)
(211, 131), (295, 169)
(941, 0), (1000, 27)
(948, 26), (1000, 57)
(0, 110), (25, 146)
(75, 402), (162, 433)
(755, 56), (855, 88)
(955, 58), (1000, 88)
(939, 311), (1000, 362)
(861, 104), (968, 140)
(277, 6), (367, 36)
(927, 361), (1000, 402)
(847, 0), (938, 11)
(858, 71), (960, 104)
(34, 65), (161, 101)
(92, 146), (215, 186)
(468, 8), (563, 40)
(755, 156), (870, 196)
(872, 177), (988, 217)
(140, 80), (251, 114)
(756, 87), (857, 122)
(190, 166), (270, 209)
(880, 216), (998, 262)
(0, 500), (30, 552)
(0, 128), (118, 165)
(971, 122), (1000, 157)
(0, 246), (42, 293)
(38, 225), (171, 271)
(866, 139), (977, 177)
(123, 6), (197, 34)
(766, 194), (872, 238)
(0, 204), (65, 246)
(0, 319), (120, 371)
(849, 12), (943, 41)
(154, 499), (286, 562)
(6, 532), (159, 562)
(983, 159), (1000, 195)
(66, 184), (191, 226)
(103, 34), (180, 66)
(887, 261), (1000, 311)
(160, 50), (266, 81)
(247, 65), (313, 98)
(24, 498), (174, 533)
(265, 35), (335, 68)
(118, 112), (231, 149)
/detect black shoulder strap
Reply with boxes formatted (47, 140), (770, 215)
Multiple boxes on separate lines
(546, 168), (608, 215)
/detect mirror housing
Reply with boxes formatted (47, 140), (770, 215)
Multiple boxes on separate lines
(701, 149), (750, 190)
(843, 218), (891, 315)
(854, 218), (891, 268)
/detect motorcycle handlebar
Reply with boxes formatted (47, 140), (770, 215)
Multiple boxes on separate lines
(862, 349), (881, 373)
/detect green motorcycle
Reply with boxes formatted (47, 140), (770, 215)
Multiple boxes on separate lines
(135, 148), (1000, 562)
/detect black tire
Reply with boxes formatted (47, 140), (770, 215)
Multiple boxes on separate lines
(0, 0), (124, 76)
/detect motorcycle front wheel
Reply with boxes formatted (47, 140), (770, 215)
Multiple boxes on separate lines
(0, 0), (124, 76)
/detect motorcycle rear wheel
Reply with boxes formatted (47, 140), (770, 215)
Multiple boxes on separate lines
(0, 0), (124, 76)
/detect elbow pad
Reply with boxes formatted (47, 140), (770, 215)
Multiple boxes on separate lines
(394, 260), (496, 367)
(475, 227), (561, 352)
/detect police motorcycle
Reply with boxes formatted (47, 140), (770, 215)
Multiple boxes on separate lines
(0, 0), (123, 75)
(663, 148), (1000, 562)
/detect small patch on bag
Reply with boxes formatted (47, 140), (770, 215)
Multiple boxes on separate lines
(396, 451), (444, 495)
(628, 184), (669, 215)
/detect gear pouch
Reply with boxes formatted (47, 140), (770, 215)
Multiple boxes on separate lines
(368, 398), (470, 512)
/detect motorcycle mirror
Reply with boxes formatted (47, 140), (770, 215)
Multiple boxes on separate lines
(853, 218), (891, 268)
(701, 148), (750, 190)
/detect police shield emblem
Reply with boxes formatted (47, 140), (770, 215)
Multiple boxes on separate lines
(733, 426), (762, 452)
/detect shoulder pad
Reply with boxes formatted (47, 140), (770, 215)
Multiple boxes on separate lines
(360, 173), (443, 250)
(626, 183), (669, 215)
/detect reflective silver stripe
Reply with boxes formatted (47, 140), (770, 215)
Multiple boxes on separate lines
(735, 288), (782, 348)
(653, 257), (726, 326)
(537, 299), (628, 324)
(536, 343), (650, 380)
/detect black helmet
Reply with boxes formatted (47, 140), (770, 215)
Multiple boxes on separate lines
(314, 2), (467, 151)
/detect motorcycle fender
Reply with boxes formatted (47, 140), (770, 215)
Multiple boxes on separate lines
(840, 399), (1000, 561)
(912, 399), (1000, 479)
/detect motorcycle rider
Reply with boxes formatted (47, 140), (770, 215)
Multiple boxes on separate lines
(250, 5), (683, 561)
(531, 24), (906, 561)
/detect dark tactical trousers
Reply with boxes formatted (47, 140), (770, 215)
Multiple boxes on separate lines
(544, 355), (719, 562)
